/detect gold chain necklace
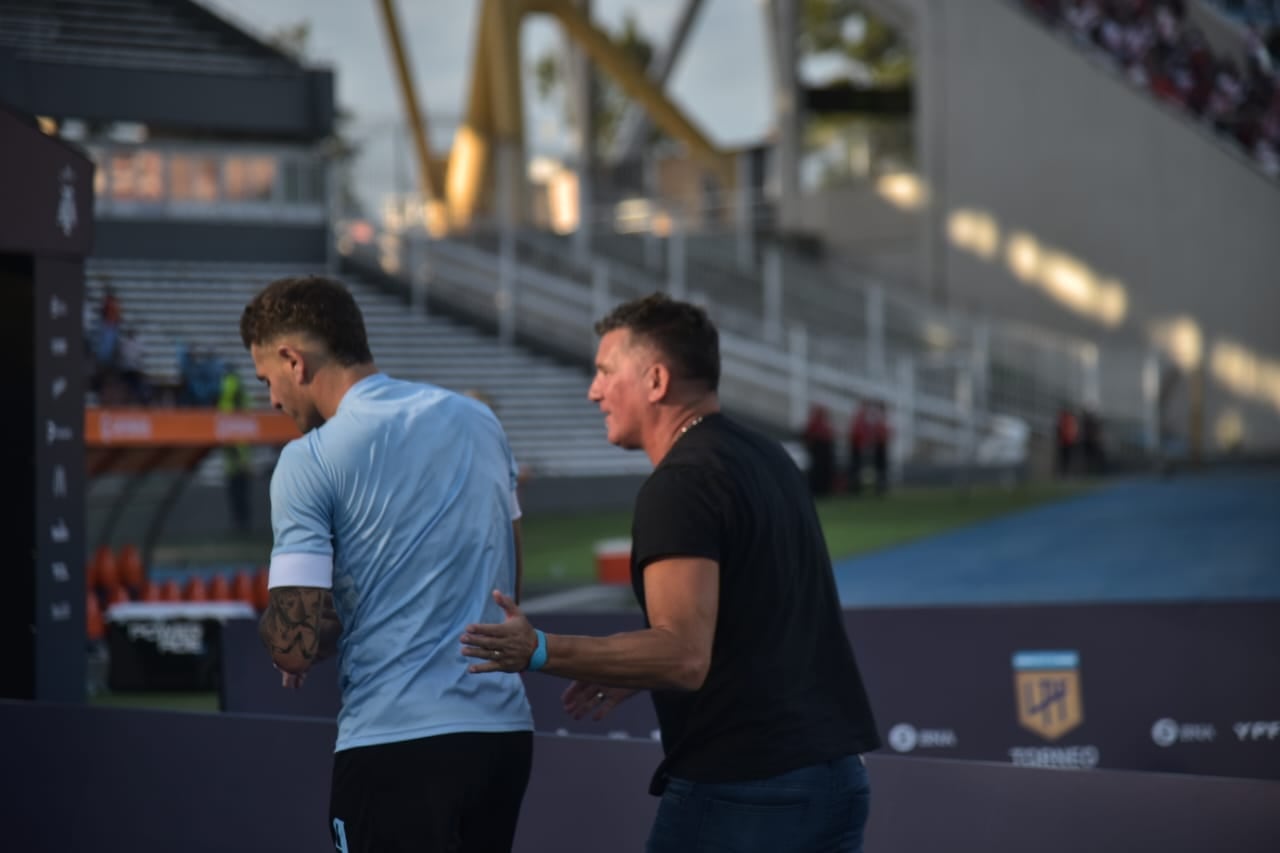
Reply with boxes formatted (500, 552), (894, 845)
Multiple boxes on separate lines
(677, 415), (705, 440)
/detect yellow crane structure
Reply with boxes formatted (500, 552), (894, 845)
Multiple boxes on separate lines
(374, 0), (736, 234)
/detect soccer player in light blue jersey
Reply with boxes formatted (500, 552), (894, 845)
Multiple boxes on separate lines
(240, 275), (533, 853)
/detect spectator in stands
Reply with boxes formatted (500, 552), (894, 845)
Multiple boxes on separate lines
(177, 343), (225, 406)
(868, 400), (891, 496)
(850, 400), (891, 496)
(239, 275), (533, 853)
(848, 401), (870, 495)
(463, 293), (881, 853)
(802, 403), (836, 496)
(1026, 0), (1280, 178)
(1081, 407), (1108, 474)
(100, 283), (122, 328)
(117, 328), (151, 405)
(218, 365), (252, 532)
(1056, 404), (1080, 476)
(91, 285), (123, 395)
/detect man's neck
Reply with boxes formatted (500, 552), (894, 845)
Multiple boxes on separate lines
(645, 395), (721, 466)
(314, 363), (379, 422)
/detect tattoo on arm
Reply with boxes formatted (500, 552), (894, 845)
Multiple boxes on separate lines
(259, 587), (328, 669)
(317, 592), (342, 660)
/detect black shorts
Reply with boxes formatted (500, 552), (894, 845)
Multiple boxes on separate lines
(330, 730), (533, 853)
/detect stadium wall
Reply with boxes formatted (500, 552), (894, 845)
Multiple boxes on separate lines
(2, 700), (1276, 853)
(927, 0), (1280, 448)
(92, 221), (330, 265)
(799, 0), (1280, 450)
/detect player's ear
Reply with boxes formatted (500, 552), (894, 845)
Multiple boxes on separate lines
(646, 362), (672, 403)
(278, 343), (308, 385)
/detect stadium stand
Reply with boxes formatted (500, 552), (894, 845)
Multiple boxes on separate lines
(84, 259), (652, 478)
(1020, 0), (1280, 177)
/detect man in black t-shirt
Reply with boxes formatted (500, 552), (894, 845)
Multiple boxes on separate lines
(462, 293), (881, 853)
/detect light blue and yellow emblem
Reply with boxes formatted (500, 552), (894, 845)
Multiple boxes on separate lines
(1013, 650), (1083, 741)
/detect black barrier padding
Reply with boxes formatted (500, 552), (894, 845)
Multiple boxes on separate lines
(861, 752), (1280, 853)
(847, 600), (1280, 780)
(0, 701), (336, 853)
(219, 602), (1280, 780)
(218, 617), (342, 717)
(2, 700), (1278, 853)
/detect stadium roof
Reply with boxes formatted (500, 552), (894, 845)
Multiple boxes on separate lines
(0, 0), (334, 139)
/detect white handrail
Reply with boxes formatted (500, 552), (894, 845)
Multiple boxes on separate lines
(362, 226), (1013, 467)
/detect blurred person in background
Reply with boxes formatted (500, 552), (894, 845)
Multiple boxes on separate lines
(850, 400), (891, 496)
(1056, 404), (1080, 477)
(118, 327), (151, 405)
(463, 293), (881, 853)
(802, 403), (836, 496)
(218, 363), (252, 531)
(240, 275), (533, 853)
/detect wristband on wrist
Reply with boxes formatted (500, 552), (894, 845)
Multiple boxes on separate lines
(527, 629), (548, 671)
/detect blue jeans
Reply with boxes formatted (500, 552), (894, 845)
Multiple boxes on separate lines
(646, 754), (871, 853)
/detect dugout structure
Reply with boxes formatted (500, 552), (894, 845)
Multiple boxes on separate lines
(85, 408), (299, 560)
(0, 102), (95, 701)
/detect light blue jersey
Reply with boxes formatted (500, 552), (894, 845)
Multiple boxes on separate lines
(267, 373), (532, 752)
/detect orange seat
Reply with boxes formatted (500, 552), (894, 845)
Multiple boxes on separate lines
(231, 570), (255, 606)
(157, 578), (182, 602)
(207, 573), (232, 602)
(117, 544), (145, 591)
(86, 592), (105, 643)
(139, 581), (162, 603)
(108, 586), (130, 606)
(184, 575), (209, 602)
(253, 567), (270, 611)
(90, 545), (117, 593)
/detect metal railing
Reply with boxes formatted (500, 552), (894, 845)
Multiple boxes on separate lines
(344, 221), (1027, 477)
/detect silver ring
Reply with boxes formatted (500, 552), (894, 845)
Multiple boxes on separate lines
(595, 691), (605, 701)
(493, 649), (501, 659)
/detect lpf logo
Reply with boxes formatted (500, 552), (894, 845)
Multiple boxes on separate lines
(1013, 650), (1083, 741)
(57, 165), (78, 238)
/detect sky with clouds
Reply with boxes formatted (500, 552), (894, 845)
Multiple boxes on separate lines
(202, 0), (775, 208)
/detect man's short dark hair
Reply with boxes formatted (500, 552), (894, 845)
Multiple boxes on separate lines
(240, 275), (373, 366)
(595, 292), (720, 392)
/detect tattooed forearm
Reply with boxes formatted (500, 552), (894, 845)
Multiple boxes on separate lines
(316, 593), (343, 661)
(259, 587), (329, 673)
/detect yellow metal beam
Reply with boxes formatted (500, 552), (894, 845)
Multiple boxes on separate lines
(375, 0), (442, 204)
(484, 0), (528, 223)
(524, 0), (735, 189)
(376, 0), (733, 233)
(446, 0), (500, 228)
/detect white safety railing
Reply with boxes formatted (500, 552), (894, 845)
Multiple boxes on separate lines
(341, 221), (1024, 476)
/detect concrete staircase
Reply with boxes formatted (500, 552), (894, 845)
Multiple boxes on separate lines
(84, 259), (653, 480)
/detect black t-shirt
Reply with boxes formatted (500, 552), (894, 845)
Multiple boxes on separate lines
(630, 413), (881, 794)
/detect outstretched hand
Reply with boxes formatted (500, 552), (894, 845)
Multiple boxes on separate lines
(461, 589), (537, 673)
(562, 681), (638, 721)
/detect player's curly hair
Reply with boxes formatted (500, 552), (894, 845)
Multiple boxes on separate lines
(594, 292), (720, 392)
(240, 275), (373, 366)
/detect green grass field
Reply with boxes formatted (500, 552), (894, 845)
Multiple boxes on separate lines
(90, 690), (220, 713)
(92, 480), (1091, 713)
(521, 480), (1091, 585)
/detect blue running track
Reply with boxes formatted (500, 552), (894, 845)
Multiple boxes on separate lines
(833, 469), (1280, 607)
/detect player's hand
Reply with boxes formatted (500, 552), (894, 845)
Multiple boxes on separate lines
(461, 589), (536, 673)
(274, 663), (306, 689)
(562, 681), (638, 721)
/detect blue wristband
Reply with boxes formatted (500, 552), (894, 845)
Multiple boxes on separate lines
(527, 629), (548, 671)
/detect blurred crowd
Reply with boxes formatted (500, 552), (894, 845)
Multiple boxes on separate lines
(802, 401), (892, 498)
(85, 284), (244, 408)
(85, 284), (151, 405)
(1024, 0), (1280, 177)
